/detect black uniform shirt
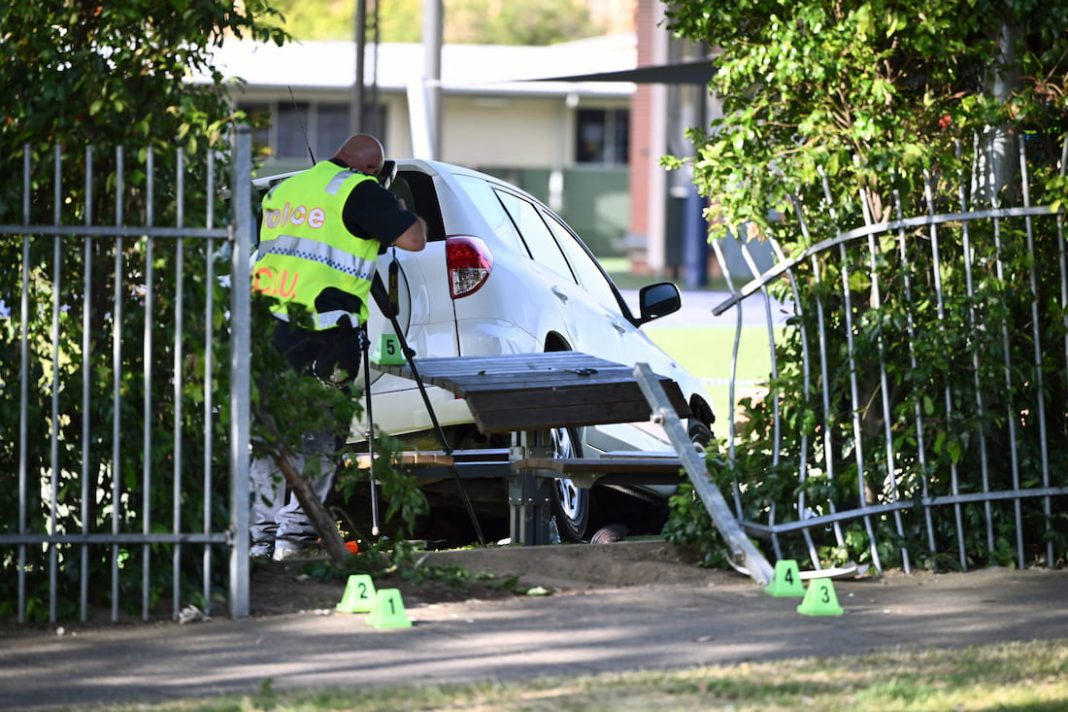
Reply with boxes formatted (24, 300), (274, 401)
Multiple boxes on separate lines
(332, 158), (418, 248)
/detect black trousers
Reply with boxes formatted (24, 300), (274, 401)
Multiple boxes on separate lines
(271, 318), (362, 381)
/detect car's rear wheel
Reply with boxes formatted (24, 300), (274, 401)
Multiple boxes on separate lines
(688, 420), (712, 451)
(549, 426), (596, 542)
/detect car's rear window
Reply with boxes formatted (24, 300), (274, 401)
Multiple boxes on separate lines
(454, 175), (527, 254)
(395, 170), (446, 242)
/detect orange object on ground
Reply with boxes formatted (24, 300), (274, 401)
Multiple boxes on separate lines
(345, 540), (360, 555)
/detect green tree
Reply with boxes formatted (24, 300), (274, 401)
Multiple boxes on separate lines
(661, 1), (1068, 570)
(267, 0), (597, 45)
(0, 1), (363, 621)
(664, 0), (1068, 235)
(0, 1), (285, 167)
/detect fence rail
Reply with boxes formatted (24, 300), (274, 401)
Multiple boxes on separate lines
(711, 136), (1068, 574)
(0, 128), (253, 623)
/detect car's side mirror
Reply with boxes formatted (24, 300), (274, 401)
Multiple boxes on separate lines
(637, 282), (681, 324)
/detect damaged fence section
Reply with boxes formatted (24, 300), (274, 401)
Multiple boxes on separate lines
(710, 136), (1068, 574)
(0, 129), (253, 624)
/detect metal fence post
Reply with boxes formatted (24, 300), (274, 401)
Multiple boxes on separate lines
(229, 126), (252, 618)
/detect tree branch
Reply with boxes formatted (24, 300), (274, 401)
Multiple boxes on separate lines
(254, 406), (353, 566)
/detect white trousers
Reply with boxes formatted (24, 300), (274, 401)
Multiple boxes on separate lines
(249, 430), (337, 545)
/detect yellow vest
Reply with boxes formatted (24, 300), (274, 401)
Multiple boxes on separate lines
(254, 162), (381, 329)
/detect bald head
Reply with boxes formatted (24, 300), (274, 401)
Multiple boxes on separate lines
(333, 134), (385, 175)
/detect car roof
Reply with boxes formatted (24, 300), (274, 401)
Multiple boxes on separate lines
(254, 159), (536, 201)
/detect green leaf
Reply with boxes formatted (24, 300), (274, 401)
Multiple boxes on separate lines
(923, 395), (935, 416)
(934, 429), (946, 456)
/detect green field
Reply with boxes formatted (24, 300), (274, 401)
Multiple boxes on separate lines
(644, 325), (778, 424)
(108, 639), (1068, 711)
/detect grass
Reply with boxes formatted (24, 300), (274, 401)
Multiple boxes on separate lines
(102, 639), (1068, 711)
(643, 324), (781, 423)
(601, 257), (733, 292)
(601, 256), (785, 421)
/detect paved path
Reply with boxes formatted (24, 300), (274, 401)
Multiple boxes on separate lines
(2, 568), (1066, 709)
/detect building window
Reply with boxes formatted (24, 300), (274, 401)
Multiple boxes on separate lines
(315, 103), (350, 159)
(241, 100), (390, 162)
(575, 108), (629, 165)
(276, 101), (311, 160)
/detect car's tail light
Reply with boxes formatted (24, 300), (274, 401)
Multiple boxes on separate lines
(446, 236), (493, 298)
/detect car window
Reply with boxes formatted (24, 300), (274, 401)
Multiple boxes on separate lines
(454, 175), (526, 253)
(543, 212), (620, 310)
(396, 171), (446, 242)
(495, 190), (576, 283)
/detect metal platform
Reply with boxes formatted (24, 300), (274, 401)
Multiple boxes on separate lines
(368, 352), (690, 545)
(359, 352), (773, 586)
(377, 352), (690, 433)
(352, 448), (685, 489)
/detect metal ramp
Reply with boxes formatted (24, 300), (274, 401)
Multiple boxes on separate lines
(361, 352), (774, 587)
(631, 363), (773, 586)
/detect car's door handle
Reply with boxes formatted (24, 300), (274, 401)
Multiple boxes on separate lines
(610, 320), (626, 334)
(551, 286), (568, 302)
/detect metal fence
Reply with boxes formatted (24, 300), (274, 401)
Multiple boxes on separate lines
(711, 137), (1068, 574)
(0, 128), (252, 623)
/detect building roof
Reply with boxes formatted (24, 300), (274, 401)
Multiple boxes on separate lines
(208, 35), (636, 98)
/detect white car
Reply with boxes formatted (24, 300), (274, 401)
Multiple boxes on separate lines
(255, 159), (715, 542)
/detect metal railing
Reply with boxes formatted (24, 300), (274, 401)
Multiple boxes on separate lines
(711, 137), (1068, 574)
(0, 128), (252, 622)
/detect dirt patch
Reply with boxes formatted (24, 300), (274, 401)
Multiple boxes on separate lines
(250, 539), (738, 616)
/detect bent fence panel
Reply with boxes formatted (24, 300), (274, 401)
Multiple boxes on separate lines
(0, 129), (252, 624)
(711, 138), (1068, 574)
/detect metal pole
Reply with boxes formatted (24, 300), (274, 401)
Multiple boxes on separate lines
(351, 0), (367, 135)
(956, 142), (994, 559)
(112, 146), (125, 622)
(859, 187), (909, 573)
(370, 273), (486, 546)
(229, 127), (253, 619)
(203, 153), (216, 615)
(924, 171), (966, 571)
(1019, 140), (1054, 568)
(893, 191), (937, 557)
(422, 0), (443, 159)
(81, 145), (94, 622)
(361, 328), (380, 535)
(634, 363), (773, 586)
(19, 146), (30, 624)
(173, 149), (185, 620)
(143, 147), (155, 621)
(49, 145), (62, 623)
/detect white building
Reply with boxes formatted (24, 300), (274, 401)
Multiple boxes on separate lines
(210, 35), (636, 256)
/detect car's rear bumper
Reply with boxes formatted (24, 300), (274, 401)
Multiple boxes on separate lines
(348, 375), (474, 442)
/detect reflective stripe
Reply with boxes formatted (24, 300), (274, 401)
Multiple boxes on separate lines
(316, 309), (360, 329)
(324, 169), (356, 195)
(259, 234), (375, 280)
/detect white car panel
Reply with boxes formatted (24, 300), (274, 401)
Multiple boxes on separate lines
(455, 318), (539, 356)
(256, 159), (714, 534)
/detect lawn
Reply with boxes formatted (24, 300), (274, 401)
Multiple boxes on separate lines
(110, 639), (1068, 711)
(644, 324), (779, 424)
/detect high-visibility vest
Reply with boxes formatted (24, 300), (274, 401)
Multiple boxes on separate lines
(254, 162), (380, 329)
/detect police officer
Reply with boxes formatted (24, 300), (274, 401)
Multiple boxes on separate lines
(250, 134), (427, 560)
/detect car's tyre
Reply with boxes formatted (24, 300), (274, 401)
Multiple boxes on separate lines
(688, 420), (712, 451)
(548, 426), (596, 542)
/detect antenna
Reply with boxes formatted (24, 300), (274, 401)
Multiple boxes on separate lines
(288, 86), (316, 165)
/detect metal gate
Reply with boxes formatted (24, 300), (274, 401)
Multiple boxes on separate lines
(710, 137), (1068, 573)
(0, 128), (253, 623)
